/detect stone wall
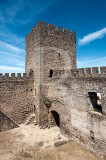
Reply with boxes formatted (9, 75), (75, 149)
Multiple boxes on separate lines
(44, 67), (106, 159)
(0, 111), (19, 132)
(0, 70), (34, 124)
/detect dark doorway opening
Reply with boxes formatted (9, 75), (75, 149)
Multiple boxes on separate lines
(51, 111), (60, 127)
(88, 92), (102, 113)
(49, 70), (53, 77)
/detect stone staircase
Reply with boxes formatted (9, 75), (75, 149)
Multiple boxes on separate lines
(24, 113), (35, 125)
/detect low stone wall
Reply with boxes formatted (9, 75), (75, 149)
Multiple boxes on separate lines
(0, 111), (19, 132)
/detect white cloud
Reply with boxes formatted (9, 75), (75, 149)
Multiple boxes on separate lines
(0, 65), (25, 74)
(78, 28), (106, 46)
(77, 57), (106, 68)
(0, 0), (25, 24)
(0, 35), (25, 73)
(0, 40), (25, 53)
(0, 0), (57, 25)
(0, 51), (24, 58)
(0, 31), (25, 48)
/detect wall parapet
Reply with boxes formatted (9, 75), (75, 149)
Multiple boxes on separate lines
(51, 67), (106, 79)
(73, 67), (106, 75)
(26, 21), (76, 43)
(0, 69), (34, 81)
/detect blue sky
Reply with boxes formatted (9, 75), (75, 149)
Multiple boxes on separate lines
(0, 0), (106, 73)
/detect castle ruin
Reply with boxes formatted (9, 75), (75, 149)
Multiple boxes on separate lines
(0, 21), (106, 159)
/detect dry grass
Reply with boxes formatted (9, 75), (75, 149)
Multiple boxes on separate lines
(0, 125), (99, 160)
(15, 142), (99, 160)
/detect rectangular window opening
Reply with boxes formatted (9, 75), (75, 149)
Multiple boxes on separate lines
(49, 70), (53, 78)
(88, 92), (102, 113)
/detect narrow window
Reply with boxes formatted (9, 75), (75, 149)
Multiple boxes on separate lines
(35, 89), (36, 95)
(34, 105), (36, 113)
(49, 70), (53, 77)
(59, 53), (60, 57)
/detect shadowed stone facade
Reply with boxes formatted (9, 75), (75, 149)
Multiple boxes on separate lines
(0, 21), (106, 159)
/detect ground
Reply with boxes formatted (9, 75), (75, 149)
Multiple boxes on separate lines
(0, 124), (99, 160)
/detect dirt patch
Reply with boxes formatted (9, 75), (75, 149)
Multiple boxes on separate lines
(0, 124), (99, 160)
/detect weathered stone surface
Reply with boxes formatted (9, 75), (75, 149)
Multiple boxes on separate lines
(0, 21), (106, 159)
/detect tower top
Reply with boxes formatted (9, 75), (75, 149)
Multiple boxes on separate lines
(26, 21), (76, 43)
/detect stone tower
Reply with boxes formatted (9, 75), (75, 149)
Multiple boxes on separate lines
(25, 21), (76, 125)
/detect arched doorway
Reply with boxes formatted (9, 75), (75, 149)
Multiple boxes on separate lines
(51, 111), (60, 127)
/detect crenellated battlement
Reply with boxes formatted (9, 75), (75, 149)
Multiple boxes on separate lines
(52, 67), (106, 78)
(0, 69), (34, 81)
(26, 21), (76, 43)
(77, 67), (106, 75)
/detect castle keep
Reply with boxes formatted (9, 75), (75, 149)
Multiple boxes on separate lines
(0, 21), (106, 159)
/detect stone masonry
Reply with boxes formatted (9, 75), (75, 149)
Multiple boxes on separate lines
(0, 70), (34, 124)
(0, 21), (106, 159)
